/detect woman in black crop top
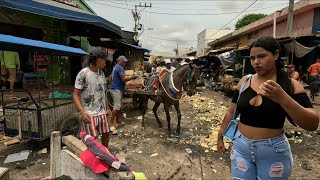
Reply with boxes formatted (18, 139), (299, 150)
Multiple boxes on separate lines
(217, 36), (319, 180)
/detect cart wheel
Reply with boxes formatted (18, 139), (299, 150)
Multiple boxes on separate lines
(60, 116), (81, 137)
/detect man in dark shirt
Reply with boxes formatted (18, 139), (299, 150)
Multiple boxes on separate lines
(109, 55), (137, 132)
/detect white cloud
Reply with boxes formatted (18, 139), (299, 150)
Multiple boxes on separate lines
(85, 0), (289, 56)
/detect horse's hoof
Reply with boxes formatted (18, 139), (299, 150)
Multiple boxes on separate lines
(176, 130), (181, 135)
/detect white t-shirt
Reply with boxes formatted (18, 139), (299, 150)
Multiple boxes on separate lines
(74, 68), (107, 116)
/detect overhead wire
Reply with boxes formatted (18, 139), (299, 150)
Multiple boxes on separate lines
(103, 0), (286, 11)
(88, 0), (287, 16)
(205, 0), (259, 41)
(98, 0), (260, 7)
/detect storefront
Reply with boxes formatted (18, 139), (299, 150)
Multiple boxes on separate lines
(0, 0), (123, 85)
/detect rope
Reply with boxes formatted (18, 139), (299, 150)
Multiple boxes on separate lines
(159, 76), (182, 101)
(170, 72), (181, 93)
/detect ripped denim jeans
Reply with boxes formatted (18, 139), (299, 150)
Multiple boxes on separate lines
(230, 130), (293, 180)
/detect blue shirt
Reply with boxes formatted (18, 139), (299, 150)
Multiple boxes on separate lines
(110, 64), (125, 91)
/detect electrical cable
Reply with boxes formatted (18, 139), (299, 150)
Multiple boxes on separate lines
(88, 0), (286, 16)
(205, 0), (259, 41)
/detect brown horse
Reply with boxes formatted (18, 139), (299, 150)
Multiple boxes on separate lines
(140, 64), (200, 135)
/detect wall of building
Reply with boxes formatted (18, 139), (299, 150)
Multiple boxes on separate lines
(197, 29), (232, 57)
(211, 8), (316, 49)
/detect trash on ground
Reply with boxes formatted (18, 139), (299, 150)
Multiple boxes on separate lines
(37, 148), (48, 154)
(150, 153), (158, 157)
(185, 148), (192, 154)
(4, 150), (32, 164)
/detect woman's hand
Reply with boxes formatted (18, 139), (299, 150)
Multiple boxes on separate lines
(258, 80), (287, 104)
(217, 135), (226, 155)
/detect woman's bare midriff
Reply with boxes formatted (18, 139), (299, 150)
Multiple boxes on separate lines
(238, 122), (284, 140)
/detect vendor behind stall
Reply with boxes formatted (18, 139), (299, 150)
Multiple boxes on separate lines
(109, 55), (137, 133)
(0, 50), (20, 90)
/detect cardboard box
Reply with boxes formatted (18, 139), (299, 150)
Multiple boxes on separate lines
(133, 78), (144, 85)
(125, 70), (134, 76)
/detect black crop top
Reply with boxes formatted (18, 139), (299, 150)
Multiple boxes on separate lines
(231, 80), (313, 129)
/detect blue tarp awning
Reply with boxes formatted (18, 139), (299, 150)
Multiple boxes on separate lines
(0, 34), (88, 56)
(122, 42), (151, 53)
(0, 0), (123, 38)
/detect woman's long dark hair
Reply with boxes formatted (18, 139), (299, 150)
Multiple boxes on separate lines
(249, 36), (294, 95)
(250, 36), (296, 125)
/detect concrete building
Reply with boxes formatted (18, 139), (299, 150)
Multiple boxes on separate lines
(196, 29), (232, 57)
(208, 0), (320, 49)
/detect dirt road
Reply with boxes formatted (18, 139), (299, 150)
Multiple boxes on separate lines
(1, 89), (320, 179)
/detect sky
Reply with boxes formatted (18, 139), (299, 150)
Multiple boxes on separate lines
(85, 0), (291, 56)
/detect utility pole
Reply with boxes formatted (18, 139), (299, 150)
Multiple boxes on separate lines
(132, 2), (152, 42)
(176, 43), (179, 57)
(173, 43), (179, 57)
(286, 0), (294, 37)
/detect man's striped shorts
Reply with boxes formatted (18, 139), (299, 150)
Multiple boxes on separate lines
(83, 114), (110, 137)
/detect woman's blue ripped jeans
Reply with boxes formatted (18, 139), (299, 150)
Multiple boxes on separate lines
(230, 130), (293, 180)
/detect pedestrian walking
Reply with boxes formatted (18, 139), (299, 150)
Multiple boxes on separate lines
(217, 36), (319, 179)
(73, 49), (112, 147)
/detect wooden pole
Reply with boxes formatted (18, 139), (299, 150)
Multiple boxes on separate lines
(50, 131), (61, 179)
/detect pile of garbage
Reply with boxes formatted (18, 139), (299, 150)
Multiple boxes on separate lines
(184, 94), (227, 123)
(183, 94), (231, 152)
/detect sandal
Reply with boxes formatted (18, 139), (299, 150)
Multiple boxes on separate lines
(112, 130), (118, 135)
(110, 126), (116, 132)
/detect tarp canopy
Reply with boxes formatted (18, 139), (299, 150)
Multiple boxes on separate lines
(88, 38), (151, 52)
(283, 40), (318, 58)
(0, 34), (88, 56)
(216, 50), (235, 69)
(208, 47), (235, 56)
(0, 0), (123, 39)
(122, 42), (151, 53)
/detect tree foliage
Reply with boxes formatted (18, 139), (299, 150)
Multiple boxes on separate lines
(235, 13), (267, 30)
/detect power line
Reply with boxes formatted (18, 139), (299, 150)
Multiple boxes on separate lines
(103, 0), (286, 11)
(99, 0), (262, 7)
(88, 1), (286, 16)
(205, 0), (259, 41)
(141, 34), (196, 42)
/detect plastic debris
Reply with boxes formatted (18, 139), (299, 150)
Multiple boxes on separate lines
(185, 148), (192, 154)
(4, 150), (32, 164)
(37, 148), (48, 154)
(150, 153), (158, 157)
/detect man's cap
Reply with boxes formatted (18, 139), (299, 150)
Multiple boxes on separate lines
(117, 55), (129, 62)
(287, 64), (295, 69)
(90, 49), (107, 59)
(164, 59), (171, 64)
